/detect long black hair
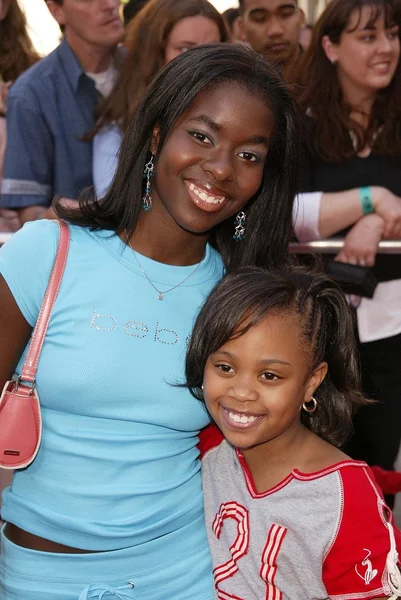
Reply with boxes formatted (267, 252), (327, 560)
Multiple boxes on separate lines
(56, 43), (299, 271)
(185, 266), (367, 446)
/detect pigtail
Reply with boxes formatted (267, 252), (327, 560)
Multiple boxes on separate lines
(301, 281), (368, 447)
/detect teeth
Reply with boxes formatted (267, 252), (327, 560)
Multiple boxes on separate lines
(228, 410), (258, 424)
(372, 63), (389, 70)
(188, 182), (225, 204)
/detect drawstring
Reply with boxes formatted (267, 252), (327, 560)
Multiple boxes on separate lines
(78, 581), (135, 600)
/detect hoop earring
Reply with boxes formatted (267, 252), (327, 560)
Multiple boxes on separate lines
(302, 397), (317, 414)
(142, 155), (154, 211)
(233, 211), (246, 242)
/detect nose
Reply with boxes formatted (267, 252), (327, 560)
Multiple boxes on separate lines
(203, 148), (235, 183)
(266, 16), (285, 38)
(227, 379), (258, 403)
(377, 32), (393, 54)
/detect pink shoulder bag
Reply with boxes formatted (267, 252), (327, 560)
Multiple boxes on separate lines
(0, 220), (70, 469)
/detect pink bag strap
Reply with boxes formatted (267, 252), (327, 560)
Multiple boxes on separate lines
(19, 220), (70, 385)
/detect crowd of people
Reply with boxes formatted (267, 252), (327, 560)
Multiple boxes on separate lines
(1, 0), (401, 598)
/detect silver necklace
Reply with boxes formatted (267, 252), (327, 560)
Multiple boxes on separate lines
(126, 236), (206, 300)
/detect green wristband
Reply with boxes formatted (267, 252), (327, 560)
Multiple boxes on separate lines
(359, 187), (375, 215)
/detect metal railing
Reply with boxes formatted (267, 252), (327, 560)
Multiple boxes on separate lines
(2, 232), (401, 254)
(289, 239), (401, 254)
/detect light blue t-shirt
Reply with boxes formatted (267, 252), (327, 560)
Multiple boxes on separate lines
(0, 220), (224, 552)
(93, 125), (123, 198)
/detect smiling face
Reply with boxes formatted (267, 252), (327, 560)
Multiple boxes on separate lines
(202, 312), (326, 458)
(164, 15), (222, 64)
(149, 82), (273, 238)
(239, 0), (305, 64)
(323, 6), (400, 98)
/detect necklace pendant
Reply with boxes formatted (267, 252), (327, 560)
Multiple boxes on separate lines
(158, 292), (163, 301)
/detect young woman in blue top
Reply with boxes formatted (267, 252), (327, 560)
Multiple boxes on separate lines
(0, 44), (298, 599)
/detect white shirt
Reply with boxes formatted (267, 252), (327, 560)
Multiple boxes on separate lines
(93, 124), (123, 199)
(86, 63), (119, 98)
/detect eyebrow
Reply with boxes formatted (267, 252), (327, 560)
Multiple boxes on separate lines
(213, 350), (291, 366)
(358, 22), (398, 30)
(175, 41), (198, 46)
(188, 115), (270, 147)
(249, 3), (296, 14)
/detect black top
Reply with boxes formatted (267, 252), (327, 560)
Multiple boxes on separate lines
(299, 149), (401, 282)
(301, 152), (401, 197)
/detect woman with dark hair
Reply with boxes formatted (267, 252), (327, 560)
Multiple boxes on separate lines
(293, 0), (401, 502)
(0, 43), (298, 599)
(93, 0), (229, 198)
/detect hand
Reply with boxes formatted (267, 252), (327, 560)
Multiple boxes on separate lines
(371, 187), (401, 239)
(0, 208), (20, 232)
(0, 81), (12, 115)
(335, 213), (385, 267)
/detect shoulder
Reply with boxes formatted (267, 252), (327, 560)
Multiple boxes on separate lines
(323, 462), (401, 598)
(94, 124), (123, 144)
(93, 125), (123, 158)
(0, 221), (63, 325)
(0, 220), (60, 260)
(8, 46), (62, 104)
(302, 434), (348, 473)
(198, 424), (225, 459)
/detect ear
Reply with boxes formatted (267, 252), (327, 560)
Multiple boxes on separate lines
(303, 362), (328, 404)
(322, 35), (337, 64)
(46, 0), (67, 26)
(150, 125), (160, 155)
(237, 17), (247, 42)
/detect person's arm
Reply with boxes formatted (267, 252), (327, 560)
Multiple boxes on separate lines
(0, 81), (11, 116)
(293, 192), (322, 242)
(294, 187), (401, 242)
(0, 93), (54, 217)
(322, 466), (401, 600)
(0, 222), (62, 390)
(319, 187), (401, 239)
(0, 208), (20, 232)
(0, 275), (32, 388)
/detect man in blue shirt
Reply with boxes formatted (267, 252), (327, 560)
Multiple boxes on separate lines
(0, 0), (124, 228)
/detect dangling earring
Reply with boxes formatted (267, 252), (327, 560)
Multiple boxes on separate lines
(233, 211), (246, 242)
(302, 397), (317, 414)
(142, 155), (154, 211)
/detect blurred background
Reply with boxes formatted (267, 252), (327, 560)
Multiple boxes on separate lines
(19, 0), (329, 55)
